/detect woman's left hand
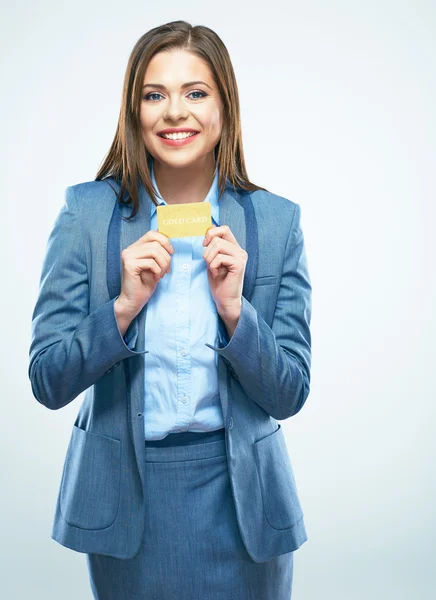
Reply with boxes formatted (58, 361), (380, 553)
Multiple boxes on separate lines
(202, 224), (247, 317)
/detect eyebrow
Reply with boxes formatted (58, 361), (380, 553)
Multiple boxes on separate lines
(142, 80), (212, 90)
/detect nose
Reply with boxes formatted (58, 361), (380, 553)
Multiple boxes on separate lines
(163, 94), (189, 120)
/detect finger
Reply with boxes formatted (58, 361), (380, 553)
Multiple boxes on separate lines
(202, 224), (237, 247)
(203, 238), (244, 269)
(203, 236), (237, 257)
(139, 230), (174, 255)
(135, 257), (163, 281)
(131, 243), (172, 277)
(208, 253), (240, 278)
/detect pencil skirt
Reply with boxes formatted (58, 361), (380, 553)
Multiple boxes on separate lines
(86, 427), (294, 599)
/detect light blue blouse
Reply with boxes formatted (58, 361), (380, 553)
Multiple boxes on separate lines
(141, 162), (228, 440)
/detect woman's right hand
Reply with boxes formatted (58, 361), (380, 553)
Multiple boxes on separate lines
(117, 230), (174, 319)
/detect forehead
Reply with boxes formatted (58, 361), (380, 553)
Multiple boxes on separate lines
(143, 50), (212, 84)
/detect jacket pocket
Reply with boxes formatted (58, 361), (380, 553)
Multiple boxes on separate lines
(254, 275), (278, 286)
(60, 425), (121, 530)
(253, 424), (304, 530)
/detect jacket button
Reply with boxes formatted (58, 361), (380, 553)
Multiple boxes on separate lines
(229, 416), (233, 429)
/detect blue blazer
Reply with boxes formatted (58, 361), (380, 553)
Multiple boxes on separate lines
(28, 176), (312, 562)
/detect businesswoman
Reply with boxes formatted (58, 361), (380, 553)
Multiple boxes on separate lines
(28, 20), (312, 600)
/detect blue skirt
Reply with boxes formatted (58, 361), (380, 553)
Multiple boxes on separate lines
(86, 428), (294, 599)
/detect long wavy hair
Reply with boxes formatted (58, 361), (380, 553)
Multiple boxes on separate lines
(95, 20), (268, 220)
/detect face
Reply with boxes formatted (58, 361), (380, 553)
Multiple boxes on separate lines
(139, 50), (223, 169)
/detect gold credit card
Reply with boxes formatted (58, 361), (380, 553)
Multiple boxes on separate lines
(157, 201), (212, 238)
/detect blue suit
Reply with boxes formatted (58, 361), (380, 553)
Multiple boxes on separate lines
(28, 174), (312, 563)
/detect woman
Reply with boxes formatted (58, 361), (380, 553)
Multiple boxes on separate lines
(28, 20), (312, 600)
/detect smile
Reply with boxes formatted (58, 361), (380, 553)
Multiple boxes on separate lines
(157, 132), (200, 147)
(159, 131), (199, 139)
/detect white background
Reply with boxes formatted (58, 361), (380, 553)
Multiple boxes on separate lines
(2, 1), (435, 598)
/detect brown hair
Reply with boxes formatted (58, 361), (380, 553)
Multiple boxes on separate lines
(95, 20), (268, 220)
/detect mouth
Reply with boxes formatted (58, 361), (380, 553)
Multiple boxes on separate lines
(156, 131), (201, 147)
(157, 131), (200, 140)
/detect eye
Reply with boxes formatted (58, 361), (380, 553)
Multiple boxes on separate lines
(143, 92), (163, 102)
(142, 90), (208, 102)
(188, 90), (208, 100)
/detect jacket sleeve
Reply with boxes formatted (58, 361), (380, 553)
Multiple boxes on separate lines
(28, 186), (148, 411)
(206, 203), (312, 420)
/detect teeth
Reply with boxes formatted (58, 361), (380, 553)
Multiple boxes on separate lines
(161, 131), (197, 140)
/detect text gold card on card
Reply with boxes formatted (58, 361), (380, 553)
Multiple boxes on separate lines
(157, 201), (212, 238)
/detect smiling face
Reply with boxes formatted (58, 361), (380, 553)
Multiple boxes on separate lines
(140, 50), (224, 170)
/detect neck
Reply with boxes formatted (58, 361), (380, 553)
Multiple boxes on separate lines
(153, 154), (216, 205)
